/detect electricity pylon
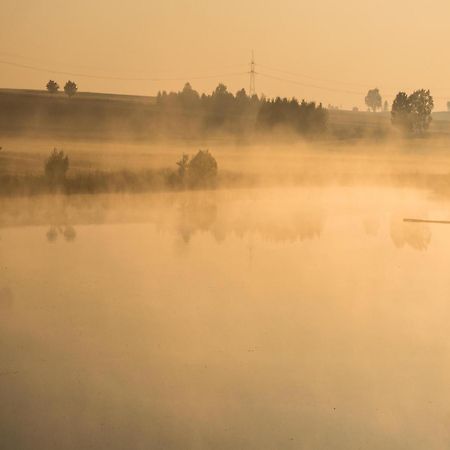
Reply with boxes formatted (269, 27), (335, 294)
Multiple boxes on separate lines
(249, 51), (256, 97)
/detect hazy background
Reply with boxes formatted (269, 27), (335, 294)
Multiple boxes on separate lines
(2, 0), (450, 109)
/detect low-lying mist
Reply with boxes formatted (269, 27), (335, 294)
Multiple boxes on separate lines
(2, 135), (450, 198)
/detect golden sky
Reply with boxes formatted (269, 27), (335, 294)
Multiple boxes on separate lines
(1, 0), (450, 109)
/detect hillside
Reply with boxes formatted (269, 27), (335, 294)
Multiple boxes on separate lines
(0, 88), (158, 139)
(1, 88), (449, 140)
(0, 88), (156, 104)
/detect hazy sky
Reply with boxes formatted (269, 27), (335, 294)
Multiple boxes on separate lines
(1, 0), (450, 109)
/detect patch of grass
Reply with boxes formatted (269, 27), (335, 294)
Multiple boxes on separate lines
(0, 169), (180, 197)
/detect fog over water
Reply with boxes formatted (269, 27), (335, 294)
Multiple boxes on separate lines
(2, 184), (450, 449)
(3, 0), (450, 445)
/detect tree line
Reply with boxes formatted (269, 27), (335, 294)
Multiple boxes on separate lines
(156, 82), (327, 136)
(44, 77), (437, 137)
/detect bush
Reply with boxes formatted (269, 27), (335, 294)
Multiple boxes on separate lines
(188, 150), (218, 186)
(45, 149), (69, 185)
(176, 154), (189, 178)
(176, 150), (218, 188)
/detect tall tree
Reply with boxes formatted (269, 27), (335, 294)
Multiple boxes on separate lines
(179, 82), (200, 110)
(391, 92), (412, 132)
(409, 89), (433, 133)
(365, 88), (382, 112)
(391, 90), (433, 134)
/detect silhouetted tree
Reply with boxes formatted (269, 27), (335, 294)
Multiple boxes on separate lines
(176, 153), (190, 178)
(391, 92), (411, 131)
(235, 88), (248, 103)
(409, 89), (433, 133)
(176, 150), (218, 188)
(156, 82), (328, 137)
(204, 83), (235, 128)
(257, 97), (327, 134)
(45, 149), (69, 184)
(187, 150), (218, 187)
(365, 88), (382, 112)
(447, 101), (450, 112)
(179, 82), (200, 110)
(383, 100), (389, 112)
(46, 80), (59, 93)
(391, 90), (433, 134)
(64, 80), (78, 97)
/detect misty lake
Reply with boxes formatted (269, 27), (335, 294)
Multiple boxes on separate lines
(1, 185), (450, 449)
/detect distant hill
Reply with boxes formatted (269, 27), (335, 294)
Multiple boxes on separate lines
(327, 108), (450, 138)
(0, 88), (158, 139)
(0, 88), (156, 104)
(1, 88), (449, 140)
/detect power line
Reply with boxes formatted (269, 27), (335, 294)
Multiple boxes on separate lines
(0, 59), (248, 82)
(257, 63), (370, 88)
(257, 70), (450, 100)
(1, 51), (449, 101)
(257, 63), (450, 100)
(0, 50), (249, 76)
(257, 72), (365, 96)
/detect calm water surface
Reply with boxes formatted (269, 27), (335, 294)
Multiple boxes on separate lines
(1, 186), (450, 449)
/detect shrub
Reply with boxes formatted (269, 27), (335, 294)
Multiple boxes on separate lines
(176, 154), (190, 178)
(45, 149), (69, 185)
(176, 150), (218, 188)
(188, 150), (218, 187)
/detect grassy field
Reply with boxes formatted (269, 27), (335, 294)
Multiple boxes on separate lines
(0, 88), (158, 139)
(2, 133), (450, 198)
(0, 88), (156, 103)
(2, 88), (450, 197)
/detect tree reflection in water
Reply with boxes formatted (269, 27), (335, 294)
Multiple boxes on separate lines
(0, 286), (13, 310)
(175, 195), (324, 245)
(390, 215), (431, 251)
(177, 198), (218, 244)
(46, 225), (76, 243)
(363, 217), (380, 237)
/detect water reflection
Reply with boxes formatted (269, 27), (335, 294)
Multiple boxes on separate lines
(174, 195), (323, 245)
(249, 210), (323, 243)
(0, 286), (13, 309)
(46, 225), (77, 243)
(1, 186), (448, 449)
(177, 198), (219, 243)
(390, 216), (431, 251)
(363, 217), (380, 237)
(0, 188), (439, 252)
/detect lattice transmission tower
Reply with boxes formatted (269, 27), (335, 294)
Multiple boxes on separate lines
(249, 51), (256, 96)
